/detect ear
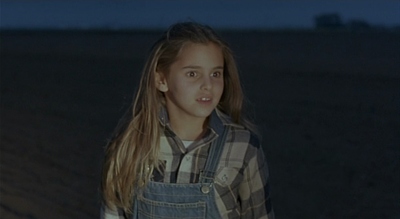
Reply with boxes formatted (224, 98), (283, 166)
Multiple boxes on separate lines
(155, 72), (168, 92)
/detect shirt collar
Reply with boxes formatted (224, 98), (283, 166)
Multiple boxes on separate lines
(158, 107), (239, 136)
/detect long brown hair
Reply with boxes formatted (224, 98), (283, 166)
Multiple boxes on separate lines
(101, 22), (248, 212)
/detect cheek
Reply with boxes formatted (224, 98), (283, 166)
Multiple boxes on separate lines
(212, 83), (224, 103)
(216, 80), (224, 95)
(171, 81), (194, 96)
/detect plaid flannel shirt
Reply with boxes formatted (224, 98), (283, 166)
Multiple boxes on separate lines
(102, 109), (274, 219)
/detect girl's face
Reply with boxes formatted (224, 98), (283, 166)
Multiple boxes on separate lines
(156, 42), (224, 123)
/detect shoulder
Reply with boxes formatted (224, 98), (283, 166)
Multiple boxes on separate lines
(216, 110), (261, 149)
(218, 125), (263, 171)
(228, 126), (261, 149)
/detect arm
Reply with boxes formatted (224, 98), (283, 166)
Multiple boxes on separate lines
(239, 146), (275, 219)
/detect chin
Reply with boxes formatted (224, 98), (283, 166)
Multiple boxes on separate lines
(193, 109), (215, 118)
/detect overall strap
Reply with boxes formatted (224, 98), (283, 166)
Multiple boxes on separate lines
(200, 126), (229, 183)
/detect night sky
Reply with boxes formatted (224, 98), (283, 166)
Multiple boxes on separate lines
(1, 0), (399, 30)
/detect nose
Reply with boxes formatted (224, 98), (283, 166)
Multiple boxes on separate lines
(201, 76), (212, 90)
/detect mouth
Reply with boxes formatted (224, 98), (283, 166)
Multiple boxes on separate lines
(197, 97), (212, 102)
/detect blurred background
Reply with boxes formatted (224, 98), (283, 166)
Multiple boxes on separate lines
(1, 1), (399, 218)
(1, 1), (400, 30)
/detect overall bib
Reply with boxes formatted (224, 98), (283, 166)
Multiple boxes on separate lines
(132, 127), (229, 219)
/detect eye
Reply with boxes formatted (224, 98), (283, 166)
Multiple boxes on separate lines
(211, 71), (222, 77)
(187, 71), (197, 77)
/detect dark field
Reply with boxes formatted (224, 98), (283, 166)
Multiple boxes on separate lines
(1, 30), (399, 219)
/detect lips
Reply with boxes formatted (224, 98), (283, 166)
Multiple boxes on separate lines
(196, 96), (212, 102)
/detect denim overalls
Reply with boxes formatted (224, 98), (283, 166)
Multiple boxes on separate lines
(132, 126), (229, 219)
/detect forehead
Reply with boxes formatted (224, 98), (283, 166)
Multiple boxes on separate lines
(174, 42), (224, 66)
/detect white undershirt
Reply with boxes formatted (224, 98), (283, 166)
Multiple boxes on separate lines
(182, 140), (194, 148)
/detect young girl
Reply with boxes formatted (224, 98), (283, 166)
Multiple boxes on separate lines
(101, 22), (274, 219)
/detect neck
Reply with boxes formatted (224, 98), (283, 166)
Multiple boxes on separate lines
(168, 115), (208, 141)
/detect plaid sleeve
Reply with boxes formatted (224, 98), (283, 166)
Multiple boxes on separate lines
(239, 136), (275, 219)
(100, 202), (127, 219)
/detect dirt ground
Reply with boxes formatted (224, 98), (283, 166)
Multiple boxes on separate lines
(1, 30), (399, 218)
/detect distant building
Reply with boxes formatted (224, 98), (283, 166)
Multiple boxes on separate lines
(314, 13), (344, 29)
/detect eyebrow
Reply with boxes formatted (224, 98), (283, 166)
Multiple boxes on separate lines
(182, 65), (224, 70)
